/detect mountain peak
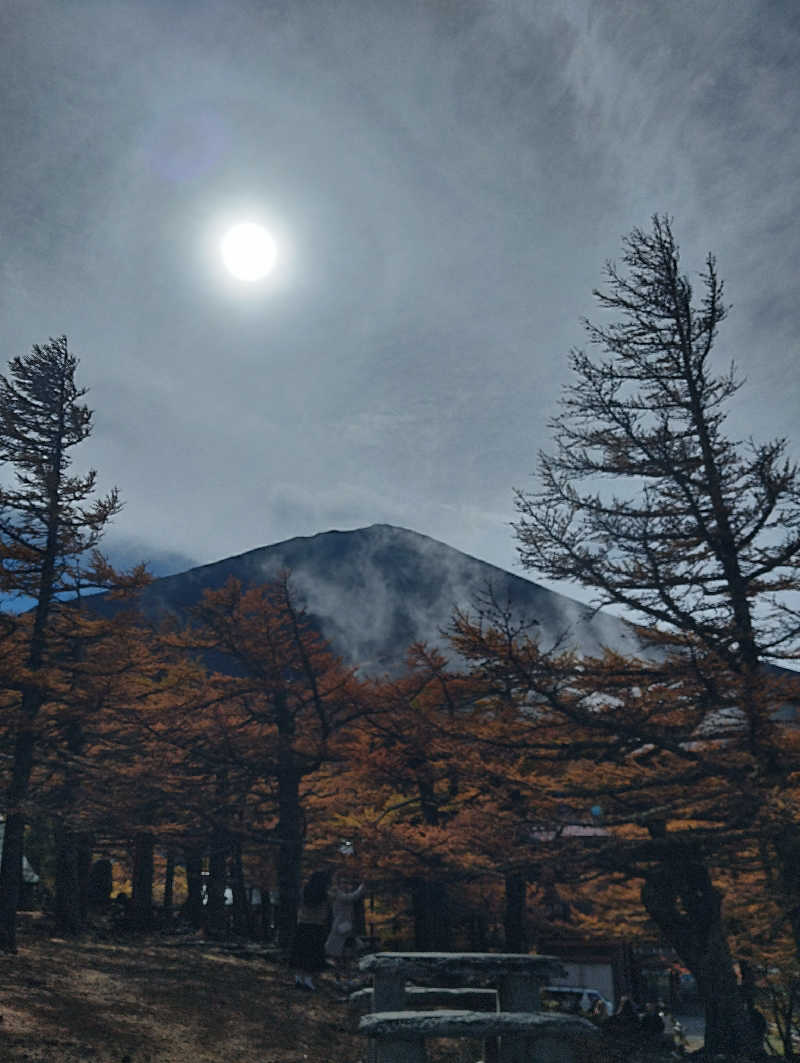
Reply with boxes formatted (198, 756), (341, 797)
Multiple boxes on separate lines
(112, 525), (643, 674)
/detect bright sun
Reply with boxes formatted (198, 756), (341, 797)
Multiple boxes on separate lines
(221, 222), (277, 281)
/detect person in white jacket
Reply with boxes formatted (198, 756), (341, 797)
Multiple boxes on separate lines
(325, 871), (365, 979)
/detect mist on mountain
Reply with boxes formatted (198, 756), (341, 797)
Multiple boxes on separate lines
(94, 523), (645, 675)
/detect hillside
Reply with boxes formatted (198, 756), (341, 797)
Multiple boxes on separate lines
(0, 918), (706, 1062)
(0, 917), (361, 1063)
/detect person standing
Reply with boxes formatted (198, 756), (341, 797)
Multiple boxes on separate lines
(325, 870), (365, 982)
(290, 870), (331, 991)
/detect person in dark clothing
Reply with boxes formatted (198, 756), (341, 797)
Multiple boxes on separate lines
(604, 996), (640, 1041)
(640, 1001), (666, 1041)
(290, 871), (331, 990)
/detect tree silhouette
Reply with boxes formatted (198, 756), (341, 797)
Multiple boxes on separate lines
(189, 573), (364, 947)
(507, 217), (800, 1056)
(0, 337), (143, 951)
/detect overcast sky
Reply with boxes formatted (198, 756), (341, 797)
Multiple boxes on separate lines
(2, 0), (798, 597)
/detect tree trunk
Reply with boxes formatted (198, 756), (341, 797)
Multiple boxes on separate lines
(88, 858), (113, 908)
(275, 692), (303, 951)
(54, 714), (91, 936)
(261, 882), (276, 942)
(229, 840), (250, 938)
(469, 905), (489, 951)
(54, 828), (90, 932)
(132, 831), (154, 932)
(641, 847), (762, 1059)
(503, 872), (528, 952)
(163, 848), (175, 919)
(771, 825), (800, 963)
(54, 822), (83, 936)
(275, 783), (303, 950)
(184, 849), (204, 929)
(411, 877), (451, 950)
(205, 831), (228, 941)
(0, 723), (36, 952)
(77, 835), (91, 924)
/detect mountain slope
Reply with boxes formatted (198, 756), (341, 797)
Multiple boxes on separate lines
(106, 524), (644, 675)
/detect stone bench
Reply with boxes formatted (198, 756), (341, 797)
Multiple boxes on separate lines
(359, 951), (565, 1012)
(359, 1008), (601, 1063)
(350, 986), (499, 1014)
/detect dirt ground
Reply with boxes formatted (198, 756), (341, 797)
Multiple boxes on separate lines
(0, 915), (363, 1063)
(0, 916), (712, 1063)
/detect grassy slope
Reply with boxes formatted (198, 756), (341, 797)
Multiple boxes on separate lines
(0, 918), (361, 1063)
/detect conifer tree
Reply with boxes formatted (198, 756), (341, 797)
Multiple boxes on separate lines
(190, 573), (364, 947)
(507, 217), (800, 1057)
(321, 645), (494, 950)
(0, 337), (125, 951)
(515, 215), (800, 671)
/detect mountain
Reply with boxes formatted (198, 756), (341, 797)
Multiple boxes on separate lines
(99, 524), (644, 675)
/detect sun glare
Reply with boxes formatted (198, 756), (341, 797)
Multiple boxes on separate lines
(221, 222), (278, 281)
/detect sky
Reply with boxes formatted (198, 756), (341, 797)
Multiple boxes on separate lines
(1, 0), (799, 600)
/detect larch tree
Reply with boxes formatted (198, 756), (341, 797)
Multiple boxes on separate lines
(0, 337), (140, 952)
(322, 644), (503, 950)
(46, 608), (243, 936)
(449, 610), (767, 1052)
(39, 610), (181, 934)
(190, 573), (364, 947)
(515, 215), (800, 670)
(506, 216), (800, 1057)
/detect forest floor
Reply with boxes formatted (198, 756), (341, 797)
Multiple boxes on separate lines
(0, 913), (364, 1063)
(0, 913), (712, 1063)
